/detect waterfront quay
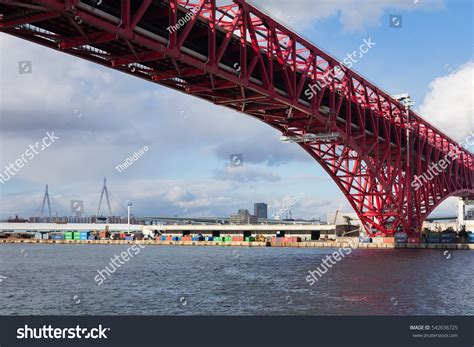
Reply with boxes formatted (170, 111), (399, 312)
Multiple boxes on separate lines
(1, 238), (473, 250)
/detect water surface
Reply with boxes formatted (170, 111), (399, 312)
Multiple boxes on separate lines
(0, 244), (472, 315)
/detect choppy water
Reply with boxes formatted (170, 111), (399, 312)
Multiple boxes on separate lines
(0, 244), (472, 315)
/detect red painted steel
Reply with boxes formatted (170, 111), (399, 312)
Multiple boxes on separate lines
(1, 0), (473, 235)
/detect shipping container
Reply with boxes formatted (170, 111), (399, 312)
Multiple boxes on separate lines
(42, 233), (50, 240)
(214, 237), (223, 242)
(73, 232), (81, 240)
(407, 237), (420, 243)
(125, 236), (134, 241)
(440, 233), (456, 244)
(224, 237), (232, 242)
(205, 236), (214, 241)
(160, 236), (167, 241)
(88, 236), (96, 240)
(427, 234), (441, 243)
(80, 232), (90, 240)
(468, 233), (474, 243)
(64, 232), (73, 240)
(394, 232), (408, 243)
(245, 237), (256, 242)
(52, 234), (64, 240)
(172, 236), (181, 241)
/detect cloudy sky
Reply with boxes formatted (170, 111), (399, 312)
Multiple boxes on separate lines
(0, 0), (472, 220)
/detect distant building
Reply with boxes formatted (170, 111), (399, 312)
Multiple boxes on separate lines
(230, 209), (258, 225)
(254, 203), (268, 219)
(27, 216), (140, 224)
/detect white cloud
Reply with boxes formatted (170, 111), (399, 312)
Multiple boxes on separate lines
(213, 166), (280, 183)
(418, 61), (474, 144)
(252, 0), (444, 31)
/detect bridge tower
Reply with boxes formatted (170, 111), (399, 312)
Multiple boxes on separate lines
(97, 177), (112, 217)
(40, 184), (52, 220)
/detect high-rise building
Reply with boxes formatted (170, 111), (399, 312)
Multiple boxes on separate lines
(254, 203), (268, 219)
(230, 209), (258, 225)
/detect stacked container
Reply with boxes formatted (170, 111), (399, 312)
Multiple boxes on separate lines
(427, 233), (441, 243)
(64, 232), (73, 240)
(80, 232), (89, 240)
(394, 232), (408, 243)
(440, 233), (456, 244)
(468, 233), (474, 244)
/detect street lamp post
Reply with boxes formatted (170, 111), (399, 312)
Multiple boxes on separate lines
(127, 200), (133, 234)
(392, 94), (415, 235)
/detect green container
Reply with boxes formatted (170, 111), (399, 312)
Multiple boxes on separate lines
(64, 232), (73, 240)
(224, 237), (232, 242)
(245, 237), (256, 242)
(214, 237), (222, 242)
(73, 232), (81, 240)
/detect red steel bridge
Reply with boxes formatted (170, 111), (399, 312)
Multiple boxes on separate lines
(1, 0), (473, 236)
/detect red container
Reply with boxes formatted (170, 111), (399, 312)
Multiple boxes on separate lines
(232, 236), (244, 242)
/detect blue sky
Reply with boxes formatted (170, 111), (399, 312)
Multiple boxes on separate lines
(0, 0), (472, 220)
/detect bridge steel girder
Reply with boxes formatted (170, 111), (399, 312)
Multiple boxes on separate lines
(1, 0), (473, 236)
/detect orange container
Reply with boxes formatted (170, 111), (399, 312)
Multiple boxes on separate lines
(383, 237), (395, 244)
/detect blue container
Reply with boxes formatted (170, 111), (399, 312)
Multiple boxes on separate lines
(172, 236), (181, 241)
(394, 232), (408, 243)
(468, 234), (474, 243)
(52, 234), (64, 240)
(160, 236), (167, 241)
(427, 234), (441, 243)
(192, 237), (199, 241)
(205, 237), (214, 241)
(80, 232), (90, 240)
(440, 233), (456, 244)
(88, 236), (96, 240)
(125, 236), (134, 241)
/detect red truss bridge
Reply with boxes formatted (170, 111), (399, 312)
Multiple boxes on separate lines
(1, 0), (473, 236)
